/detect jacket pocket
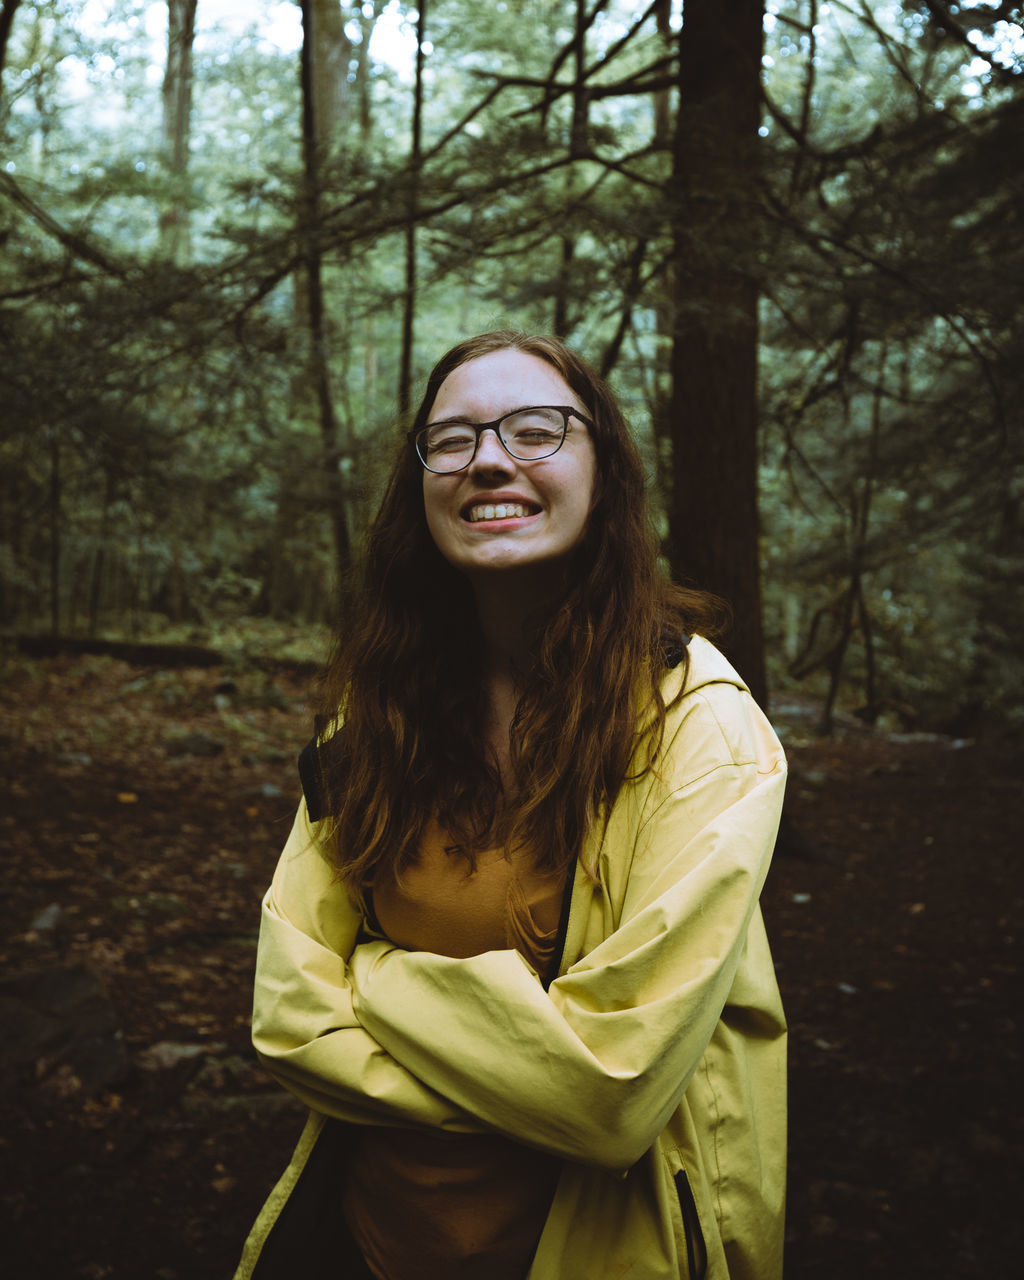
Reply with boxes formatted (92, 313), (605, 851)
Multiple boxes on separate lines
(673, 1170), (708, 1280)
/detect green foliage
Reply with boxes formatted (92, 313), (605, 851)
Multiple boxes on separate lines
(755, 3), (1023, 731)
(1, 0), (1021, 731)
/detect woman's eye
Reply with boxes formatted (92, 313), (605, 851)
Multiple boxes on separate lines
(429, 429), (474, 452)
(513, 428), (560, 442)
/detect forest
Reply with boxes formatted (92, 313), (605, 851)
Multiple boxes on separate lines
(1, 0), (1021, 728)
(1, 2), (1022, 1278)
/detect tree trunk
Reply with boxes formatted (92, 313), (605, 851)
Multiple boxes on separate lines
(552, 233), (575, 339)
(300, 0), (352, 588)
(820, 340), (885, 733)
(652, 0), (672, 148)
(49, 431), (60, 635)
(308, 0), (353, 151)
(351, 1), (382, 146)
(159, 0), (197, 264)
(599, 237), (647, 378)
(87, 471), (115, 636)
(398, 1), (427, 417)
(551, 0), (588, 339)
(666, 0), (767, 705)
(0, 0), (23, 84)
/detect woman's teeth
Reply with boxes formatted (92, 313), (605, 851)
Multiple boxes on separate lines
(467, 503), (528, 522)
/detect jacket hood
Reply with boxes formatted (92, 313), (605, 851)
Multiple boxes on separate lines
(674, 633), (751, 699)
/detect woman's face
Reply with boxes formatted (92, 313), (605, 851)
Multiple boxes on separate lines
(422, 349), (598, 584)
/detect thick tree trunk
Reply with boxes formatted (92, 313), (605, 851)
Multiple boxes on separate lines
(667, 0), (767, 705)
(159, 0), (197, 264)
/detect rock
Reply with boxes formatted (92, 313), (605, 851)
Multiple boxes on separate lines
(29, 902), (68, 932)
(137, 1041), (225, 1071)
(164, 730), (224, 758)
(0, 965), (127, 1095)
(252, 681), (292, 711)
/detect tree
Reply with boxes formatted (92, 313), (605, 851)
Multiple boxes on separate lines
(0, 0), (23, 81)
(398, 0), (428, 416)
(298, 0), (352, 590)
(159, 0), (198, 263)
(2, 1), (1021, 731)
(755, 1), (1024, 728)
(666, 0), (768, 703)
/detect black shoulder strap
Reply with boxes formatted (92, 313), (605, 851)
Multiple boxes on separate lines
(298, 736), (327, 822)
(297, 725), (352, 823)
(663, 631), (692, 669)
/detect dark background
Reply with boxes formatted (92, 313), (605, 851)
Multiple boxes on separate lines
(1, 651), (1020, 1279)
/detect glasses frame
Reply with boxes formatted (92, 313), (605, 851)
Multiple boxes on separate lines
(409, 405), (594, 474)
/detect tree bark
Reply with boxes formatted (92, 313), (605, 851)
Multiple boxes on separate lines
(351, 1), (381, 145)
(667, 0), (767, 705)
(551, 0), (589, 339)
(309, 0), (353, 149)
(820, 340), (885, 733)
(299, 0), (352, 588)
(652, 0), (672, 148)
(49, 431), (60, 635)
(87, 471), (115, 637)
(159, 0), (197, 264)
(0, 0), (23, 84)
(398, 1), (427, 417)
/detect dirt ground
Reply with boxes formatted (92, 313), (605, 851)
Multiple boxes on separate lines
(1, 651), (1020, 1279)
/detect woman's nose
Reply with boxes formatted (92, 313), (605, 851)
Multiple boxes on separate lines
(469, 426), (515, 475)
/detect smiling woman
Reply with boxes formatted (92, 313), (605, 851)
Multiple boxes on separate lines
(419, 349), (598, 586)
(233, 330), (788, 1280)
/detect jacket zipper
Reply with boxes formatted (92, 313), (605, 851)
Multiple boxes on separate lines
(674, 1170), (708, 1280)
(543, 857), (579, 990)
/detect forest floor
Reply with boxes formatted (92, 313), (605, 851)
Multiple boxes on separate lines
(0, 649), (1021, 1280)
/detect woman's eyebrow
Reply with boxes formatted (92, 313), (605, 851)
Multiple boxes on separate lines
(424, 413), (472, 425)
(426, 404), (536, 426)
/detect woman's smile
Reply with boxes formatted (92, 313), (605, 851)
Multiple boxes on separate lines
(423, 349), (597, 581)
(463, 500), (538, 523)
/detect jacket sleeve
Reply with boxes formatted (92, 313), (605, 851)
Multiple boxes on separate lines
(250, 803), (482, 1134)
(346, 682), (787, 1171)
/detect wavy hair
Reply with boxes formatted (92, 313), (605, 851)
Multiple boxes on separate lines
(314, 330), (725, 891)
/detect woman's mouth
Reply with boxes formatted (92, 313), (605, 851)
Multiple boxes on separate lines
(464, 502), (537, 523)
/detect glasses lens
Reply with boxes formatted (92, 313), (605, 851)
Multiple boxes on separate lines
(501, 408), (566, 458)
(420, 422), (477, 472)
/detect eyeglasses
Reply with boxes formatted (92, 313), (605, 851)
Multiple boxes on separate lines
(409, 405), (594, 474)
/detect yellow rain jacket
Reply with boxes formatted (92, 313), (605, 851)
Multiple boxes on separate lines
(235, 637), (787, 1280)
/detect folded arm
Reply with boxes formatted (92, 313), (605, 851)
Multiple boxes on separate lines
(348, 740), (785, 1169)
(252, 805), (481, 1133)
(254, 687), (786, 1169)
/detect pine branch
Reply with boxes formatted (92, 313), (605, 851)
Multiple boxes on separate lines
(921, 0), (1024, 83)
(0, 171), (127, 278)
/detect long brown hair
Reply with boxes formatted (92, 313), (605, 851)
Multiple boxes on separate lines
(315, 330), (724, 891)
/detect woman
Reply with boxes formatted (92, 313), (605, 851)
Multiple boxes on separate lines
(234, 331), (787, 1280)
